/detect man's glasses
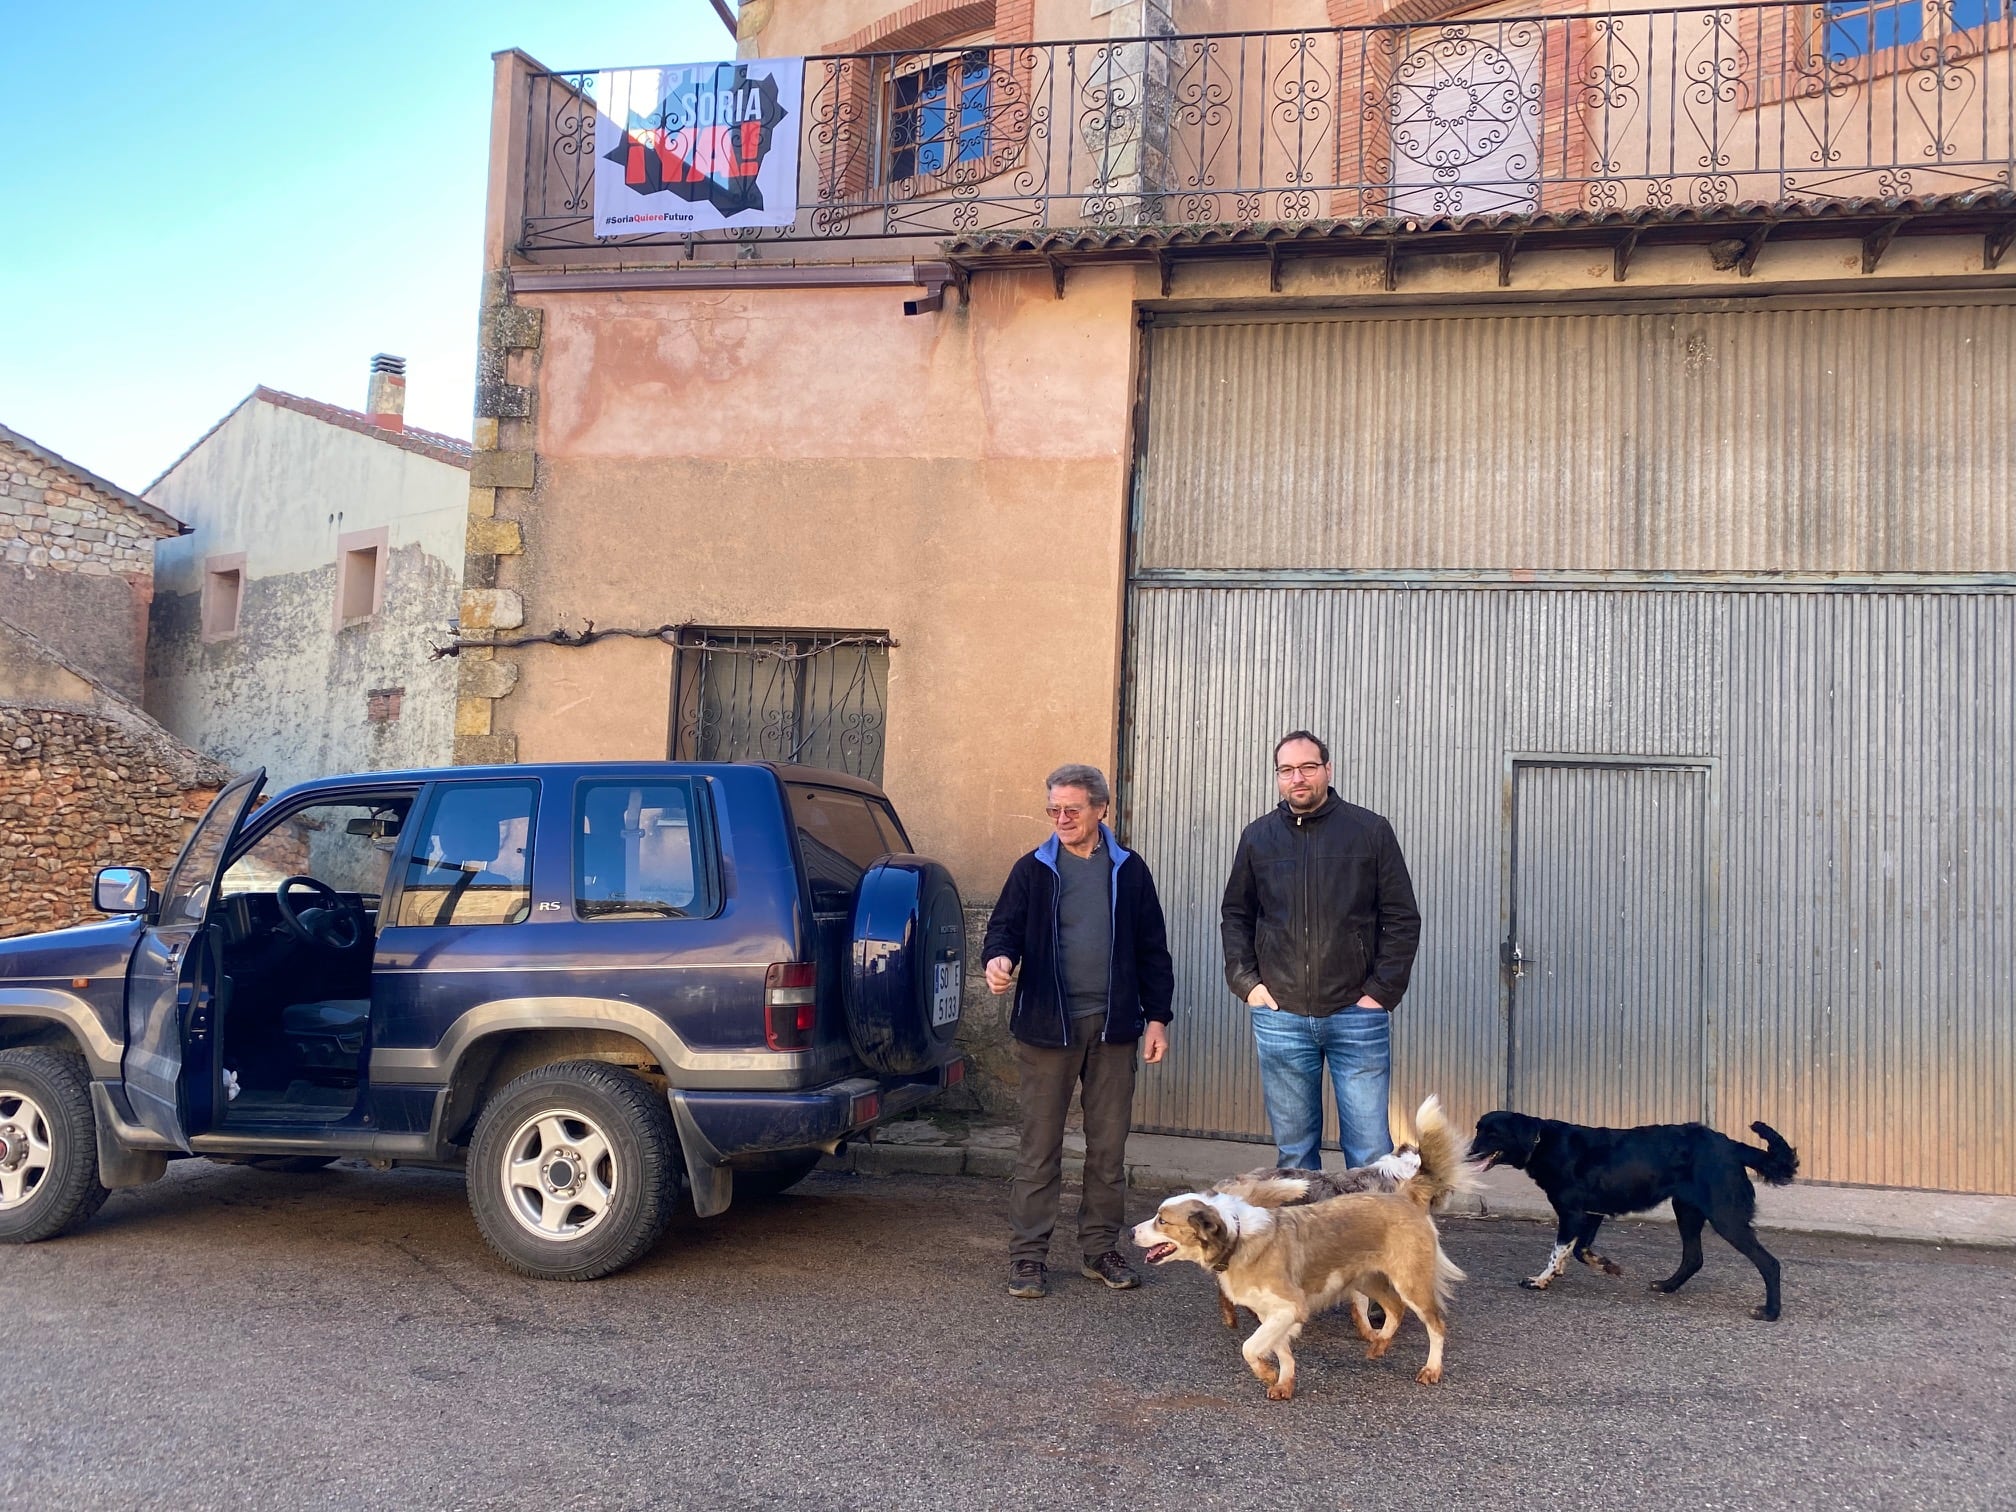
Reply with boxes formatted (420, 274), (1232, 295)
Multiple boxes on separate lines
(1275, 763), (1327, 780)
(1045, 805), (1093, 821)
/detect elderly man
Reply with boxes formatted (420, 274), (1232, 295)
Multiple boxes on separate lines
(1221, 731), (1421, 1172)
(984, 763), (1174, 1299)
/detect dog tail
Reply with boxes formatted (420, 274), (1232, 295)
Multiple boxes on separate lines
(1740, 1121), (1800, 1186)
(1433, 1243), (1467, 1309)
(1215, 1171), (1314, 1207)
(1400, 1095), (1480, 1211)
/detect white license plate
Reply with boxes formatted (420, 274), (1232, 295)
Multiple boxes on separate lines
(932, 961), (962, 1026)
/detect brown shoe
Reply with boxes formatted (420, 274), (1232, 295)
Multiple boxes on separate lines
(1007, 1260), (1049, 1299)
(1081, 1250), (1141, 1290)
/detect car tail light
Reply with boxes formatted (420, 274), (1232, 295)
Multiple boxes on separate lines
(944, 1059), (966, 1087)
(764, 962), (816, 1051)
(849, 1090), (881, 1125)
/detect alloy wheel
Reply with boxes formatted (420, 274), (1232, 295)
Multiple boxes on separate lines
(499, 1107), (617, 1241)
(0, 1087), (53, 1211)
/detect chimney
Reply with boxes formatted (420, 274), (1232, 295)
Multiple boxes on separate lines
(365, 353), (406, 432)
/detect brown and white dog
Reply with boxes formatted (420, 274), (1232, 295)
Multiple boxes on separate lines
(1131, 1096), (1471, 1401)
(1203, 1144), (1436, 1336)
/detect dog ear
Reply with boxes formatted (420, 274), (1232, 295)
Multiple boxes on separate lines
(1187, 1205), (1235, 1272)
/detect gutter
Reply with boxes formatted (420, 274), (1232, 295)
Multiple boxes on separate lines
(508, 261), (954, 313)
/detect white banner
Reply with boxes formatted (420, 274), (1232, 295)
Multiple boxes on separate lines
(593, 59), (805, 236)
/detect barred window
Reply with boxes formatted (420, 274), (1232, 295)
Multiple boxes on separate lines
(885, 48), (993, 185)
(671, 630), (891, 784)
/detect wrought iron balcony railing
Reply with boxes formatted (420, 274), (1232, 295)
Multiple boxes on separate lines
(517, 0), (2016, 255)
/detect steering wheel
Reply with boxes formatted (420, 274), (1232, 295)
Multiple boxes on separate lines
(275, 876), (364, 952)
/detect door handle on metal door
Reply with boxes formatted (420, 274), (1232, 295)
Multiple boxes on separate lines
(1500, 940), (1530, 980)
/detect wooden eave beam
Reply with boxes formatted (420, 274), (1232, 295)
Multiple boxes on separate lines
(1613, 227), (1641, 283)
(1985, 219), (2016, 270)
(1498, 231), (1522, 288)
(1861, 216), (1908, 274)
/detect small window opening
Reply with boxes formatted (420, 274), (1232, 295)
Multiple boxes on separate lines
(339, 544), (380, 622)
(201, 556), (245, 641)
(367, 686), (404, 723)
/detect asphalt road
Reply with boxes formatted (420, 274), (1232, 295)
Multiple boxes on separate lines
(1, 1160), (2010, 1512)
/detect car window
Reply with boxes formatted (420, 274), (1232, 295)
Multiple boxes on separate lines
(223, 799), (410, 900)
(158, 772), (263, 927)
(576, 781), (703, 920)
(787, 785), (893, 910)
(869, 800), (909, 855)
(394, 783), (538, 927)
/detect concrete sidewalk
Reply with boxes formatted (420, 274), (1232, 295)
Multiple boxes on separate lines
(829, 1116), (2016, 1248)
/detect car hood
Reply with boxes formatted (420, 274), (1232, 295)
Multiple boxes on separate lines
(0, 916), (147, 984)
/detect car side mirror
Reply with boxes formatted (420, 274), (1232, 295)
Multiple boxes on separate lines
(94, 866), (154, 916)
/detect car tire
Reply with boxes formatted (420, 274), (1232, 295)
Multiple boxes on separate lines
(734, 1155), (821, 1200)
(466, 1060), (679, 1282)
(0, 1048), (110, 1244)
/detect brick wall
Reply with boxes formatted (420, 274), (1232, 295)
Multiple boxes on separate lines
(0, 705), (222, 939)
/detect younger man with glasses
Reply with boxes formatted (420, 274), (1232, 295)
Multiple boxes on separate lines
(1220, 731), (1421, 1171)
(983, 763), (1174, 1299)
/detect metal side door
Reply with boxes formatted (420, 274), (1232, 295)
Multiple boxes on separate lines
(1506, 760), (1710, 1128)
(122, 769), (265, 1145)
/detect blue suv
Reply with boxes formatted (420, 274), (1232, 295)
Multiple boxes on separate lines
(0, 762), (966, 1279)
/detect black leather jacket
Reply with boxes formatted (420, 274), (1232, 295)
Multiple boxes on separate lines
(1219, 792), (1421, 1016)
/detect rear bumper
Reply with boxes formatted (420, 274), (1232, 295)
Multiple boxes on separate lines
(668, 1057), (965, 1217)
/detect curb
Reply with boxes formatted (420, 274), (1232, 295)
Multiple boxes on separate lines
(824, 1119), (2016, 1249)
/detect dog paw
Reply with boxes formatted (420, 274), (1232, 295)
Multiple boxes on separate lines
(1266, 1382), (1295, 1401)
(1600, 1259), (1623, 1277)
(1750, 1305), (1781, 1322)
(1250, 1360), (1279, 1386)
(1415, 1365), (1443, 1385)
(1364, 1338), (1392, 1360)
(1520, 1278), (1551, 1291)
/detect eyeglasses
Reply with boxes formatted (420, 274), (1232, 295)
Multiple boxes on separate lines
(1275, 763), (1327, 780)
(1045, 805), (1096, 821)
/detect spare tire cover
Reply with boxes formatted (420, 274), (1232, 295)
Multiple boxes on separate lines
(845, 856), (965, 1076)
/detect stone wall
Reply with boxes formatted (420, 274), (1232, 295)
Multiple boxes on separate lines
(0, 704), (223, 938)
(1, 434), (175, 700)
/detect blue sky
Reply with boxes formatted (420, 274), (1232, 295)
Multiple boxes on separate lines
(0, 2), (726, 492)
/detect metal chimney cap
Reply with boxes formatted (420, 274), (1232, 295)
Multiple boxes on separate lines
(369, 353), (407, 376)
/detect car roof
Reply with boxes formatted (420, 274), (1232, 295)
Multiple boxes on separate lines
(267, 761), (891, 804)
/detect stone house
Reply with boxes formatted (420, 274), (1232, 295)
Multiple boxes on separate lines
(1, 423), (222, 937)
(461, 0), (2016, 1204)
(1, 421), (188, 701)
(144, 359), (473, 793)
(1, 614), (227, 939)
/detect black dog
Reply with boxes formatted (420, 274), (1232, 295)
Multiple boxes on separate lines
(1470, 1111), (1799, 1320)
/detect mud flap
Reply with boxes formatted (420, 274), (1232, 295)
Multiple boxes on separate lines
(667, 1092), (732, 1218)
(90, 1082), (168, 1190)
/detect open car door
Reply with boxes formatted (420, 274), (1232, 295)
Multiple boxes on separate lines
(122, 768), (265, 1146)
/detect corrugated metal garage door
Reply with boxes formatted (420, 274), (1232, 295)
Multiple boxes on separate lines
(1123, 304), (2016, 1195)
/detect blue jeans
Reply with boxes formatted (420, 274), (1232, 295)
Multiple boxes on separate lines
(1250, 1006), (1393, 1170)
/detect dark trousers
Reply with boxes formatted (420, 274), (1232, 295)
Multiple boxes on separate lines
(1009, 1013), (1138, 1263)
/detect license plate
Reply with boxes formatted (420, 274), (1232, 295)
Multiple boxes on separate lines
(932, 961), (962, 1026)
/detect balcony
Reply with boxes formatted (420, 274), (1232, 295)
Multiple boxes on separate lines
(513, 1), (2016, 278)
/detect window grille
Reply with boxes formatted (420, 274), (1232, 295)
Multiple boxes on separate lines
(670, 630), (891, 784)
